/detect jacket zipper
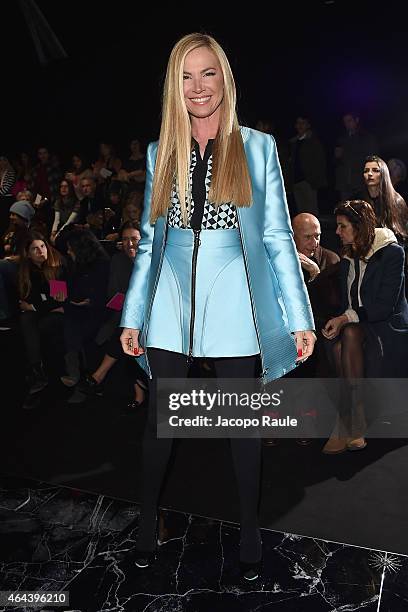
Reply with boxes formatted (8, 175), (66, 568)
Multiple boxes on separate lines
(236, 211), (267, 380)
(187, 228), (201, 363)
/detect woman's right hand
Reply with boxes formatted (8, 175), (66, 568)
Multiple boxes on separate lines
(120, 328), (145, 356)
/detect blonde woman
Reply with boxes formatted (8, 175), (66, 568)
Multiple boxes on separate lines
(120, 33), (315, 580)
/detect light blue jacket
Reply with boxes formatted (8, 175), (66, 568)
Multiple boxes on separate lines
(121, 127), (314, 384)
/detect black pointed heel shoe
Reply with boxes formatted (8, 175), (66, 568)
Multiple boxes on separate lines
(135, 548), (157, 569)
(240, 559), (262, 581)
(239, 525), (262, 581)
(134, 511), (159, 569)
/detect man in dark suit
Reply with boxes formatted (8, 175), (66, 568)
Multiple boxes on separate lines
(77, 176), (105, 224)
(288, 117), (327, 215)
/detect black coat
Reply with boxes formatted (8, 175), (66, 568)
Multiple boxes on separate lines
(24, 264), (66, 316)
(95, 251), (134, 345)
(339, 243), (408, 376)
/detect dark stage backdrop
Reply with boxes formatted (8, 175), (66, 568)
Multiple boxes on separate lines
(3, 2), (408, 166)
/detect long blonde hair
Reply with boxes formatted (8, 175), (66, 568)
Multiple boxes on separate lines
(150, 33), (252, 225)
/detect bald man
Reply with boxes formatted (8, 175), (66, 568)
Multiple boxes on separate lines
(292, 213), (339, 282)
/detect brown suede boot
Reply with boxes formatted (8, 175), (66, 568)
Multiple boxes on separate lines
(322, 437), (348, 454)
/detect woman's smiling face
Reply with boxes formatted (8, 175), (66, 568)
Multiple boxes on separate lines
(183, 46), (224, 120)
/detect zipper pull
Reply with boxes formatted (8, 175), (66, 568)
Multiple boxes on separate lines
(193, 229), (201, 245)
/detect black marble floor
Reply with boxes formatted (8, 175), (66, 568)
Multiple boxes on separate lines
(0, 475), (406, 612)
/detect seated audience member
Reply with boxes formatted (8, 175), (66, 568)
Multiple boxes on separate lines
(31, 147), (62, 231)
(92, 143), (122, 188)
(0, 155), (16, 234)
(15, 189), (34, 204)
(0, 201), (35, 329)
(122, 194), (143, 225)
(104, 181), (128, 240)
(322, 200), (408, 453)
(11, 152), (33, 198)
(31, 147), (62, 201)
(65, 153), (93, 201)
(17, 230), (66, 394)
(51, 179), (80, 243)
(293, 213), (340, 334)
(117, 139), (146, 193)
(86, 210), (106, 240)
(263, 214), (340, 449)
(78, 222), (147, 407)
(360, 156), (408, 245)
(2, 200), (35, 256)
(61, 229), (110, 386)
(77, 176), (104, 225)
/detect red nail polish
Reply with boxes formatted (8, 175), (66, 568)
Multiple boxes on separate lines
(297, 349), (303, 357)
(134, 348), (138, 355)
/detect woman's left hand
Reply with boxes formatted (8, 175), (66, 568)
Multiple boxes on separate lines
(321, 315), (348, 340)
(294, 330), (316, 363)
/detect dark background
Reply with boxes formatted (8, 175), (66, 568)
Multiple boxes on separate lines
(3, 1), (408, 164)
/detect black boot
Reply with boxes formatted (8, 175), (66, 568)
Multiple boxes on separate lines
(239, 525), (262, 581)
(135, 510), (158, 569)
(27, 362), (48, 395)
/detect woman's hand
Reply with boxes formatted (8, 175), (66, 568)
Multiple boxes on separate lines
(120, 328), (145, 356)
(51, 306), (64, 313)
(69, 298), (90, 307)
(54, 291), (66, 303)
(19, 300), (35, 312)
(321, 315), (348, 340)
(105, 233), (118, 241)
(294, 330), (316, 363)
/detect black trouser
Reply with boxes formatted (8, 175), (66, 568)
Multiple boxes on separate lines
(20, 311), (64, 366)
(138, 348), (262, 563)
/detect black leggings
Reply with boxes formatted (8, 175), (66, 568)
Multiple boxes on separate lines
(138, 348), (262, 563)
(20, 311), (64, 366)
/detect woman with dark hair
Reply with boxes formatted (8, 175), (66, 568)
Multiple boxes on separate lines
(51, 179), (80, 243)
(322, 200), (408, 453)
(61, 229), (110, 386)
(17, 230), (66, 394)
(362, 155), (408, 243)
(65, 153), (93, 201)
